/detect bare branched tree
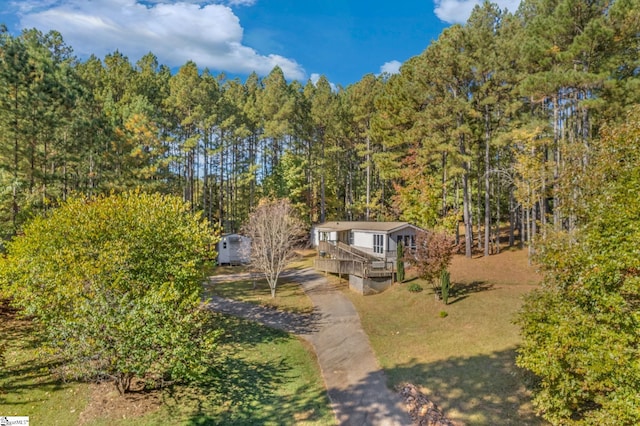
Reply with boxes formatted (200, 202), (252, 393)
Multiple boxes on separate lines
(242, 198), (305, 297)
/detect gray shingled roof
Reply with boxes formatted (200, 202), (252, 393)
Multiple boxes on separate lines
(315, 221), (416, 233)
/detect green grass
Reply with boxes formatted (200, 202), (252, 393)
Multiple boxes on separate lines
(0, 306), (335, 425)
(343, 262), (545, 425)
(208, 248), (545, 425)
(0, 309), (89, 425)
(204, 249), (319, 314)
(204, 275), (315, 315)
(286, 249), (317, 270)
(133, 315), (335, 426)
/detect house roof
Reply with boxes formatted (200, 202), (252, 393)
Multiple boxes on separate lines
(315, 221), (418, 233)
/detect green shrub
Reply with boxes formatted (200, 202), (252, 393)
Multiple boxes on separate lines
(439, 311), (448, 318)
(408, 283), (423, 293)
(0, 191), (220, 394)
(396, 242), (405, 283)
(440, 270), (451, 304)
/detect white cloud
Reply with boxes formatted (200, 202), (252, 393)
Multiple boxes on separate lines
(434, 0), (521, 24)
(309, 73), (338, 92)
(17, 0), (305, 80)
(379, 60), (402, 76)
(226, 0), (257, 5)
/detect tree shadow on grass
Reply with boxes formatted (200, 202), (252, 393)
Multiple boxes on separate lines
(165, 316), (334, 425)
(204, 276), (316, 316)
(385, 348), (543, 426)
(175, 358), (332, 425)
(447, 281), (495, 304)
(2, 306), (334, 425)
(203, 277), (262, 299)
(0, 357), (71, 406)
(209, 298), (324, 335)
(0, 309), (75, 406)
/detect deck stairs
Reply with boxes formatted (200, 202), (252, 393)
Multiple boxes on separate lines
(315, 241), (393, 278)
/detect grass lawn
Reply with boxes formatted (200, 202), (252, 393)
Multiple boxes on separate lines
(201, 246), (545, 425)
(204, 249), (318, 314)
(343, 248), (545, 425)
(0, 305), (89, 425)
(0, 301), (335, 425)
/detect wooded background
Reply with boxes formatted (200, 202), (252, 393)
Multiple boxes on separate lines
(1, 0), (638, 257)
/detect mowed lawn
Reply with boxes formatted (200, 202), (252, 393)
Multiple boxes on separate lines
(209, 247), (546, 425)
(0, 301), (335, 425)
(343, 248), (546, 426)
(204, 250), (318, 315)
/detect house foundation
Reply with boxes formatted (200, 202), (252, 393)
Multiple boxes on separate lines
(349, 274), (394, 295)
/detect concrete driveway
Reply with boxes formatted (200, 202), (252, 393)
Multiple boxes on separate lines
(207, 268), (411, 426)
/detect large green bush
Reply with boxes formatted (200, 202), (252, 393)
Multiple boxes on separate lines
(516, 108), (640, 425)
(0, 191), (219, 394)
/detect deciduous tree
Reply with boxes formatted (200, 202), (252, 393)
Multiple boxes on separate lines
(516, 107), (640, 425)
(410, 229), (457, 300)
(0, 191), (219, 394)
(243, 198), (305, 297)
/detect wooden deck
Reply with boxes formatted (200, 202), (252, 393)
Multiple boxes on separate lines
(315, 241), (394, 279)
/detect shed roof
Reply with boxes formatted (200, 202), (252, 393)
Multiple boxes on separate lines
(315, 221), (418, 233)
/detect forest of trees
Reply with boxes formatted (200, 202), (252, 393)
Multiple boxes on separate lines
(1, 0), (639, 258)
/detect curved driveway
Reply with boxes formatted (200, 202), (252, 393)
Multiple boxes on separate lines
(208, 268), (410, 426)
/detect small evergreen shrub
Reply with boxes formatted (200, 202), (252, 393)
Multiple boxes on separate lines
(440, 270), (451, 304)
(408, 283), (423, 293)
(439, 311), (448, 318)
(396, 242), (405, 283)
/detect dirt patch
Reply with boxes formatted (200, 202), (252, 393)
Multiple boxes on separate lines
(78, 379), (162, 425)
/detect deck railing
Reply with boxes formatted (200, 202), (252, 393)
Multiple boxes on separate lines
(315, 241), (394, 278)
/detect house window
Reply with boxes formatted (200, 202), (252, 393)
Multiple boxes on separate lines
(373, 234), (384, 254)
(397, 235), (415, 250)
(223, 241), (227, 250)
(349, 231), (354, 245)
(404, 235), (416, 250)
(320, 232), (329, 242)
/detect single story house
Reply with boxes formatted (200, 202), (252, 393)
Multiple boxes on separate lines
(217, 233), (251, 266)
(312, 221), (422, 295)
(311, 221), (421, 260)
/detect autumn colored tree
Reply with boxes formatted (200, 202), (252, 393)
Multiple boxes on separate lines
(516, 107), (640, 425)
(0, 191), (219, 394)
(410, 229), (457, 300)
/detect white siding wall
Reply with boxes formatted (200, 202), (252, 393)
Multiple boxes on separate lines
(313, 229), (339, 246)
(217, 234), (250, 265)
(313, 224), (419, 258)
(352, 231), (373, 250)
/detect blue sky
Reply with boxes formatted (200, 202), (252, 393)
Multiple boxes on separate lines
(1, 0), (521, 87)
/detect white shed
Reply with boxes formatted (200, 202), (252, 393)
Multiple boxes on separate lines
(217, 233), (251, 265)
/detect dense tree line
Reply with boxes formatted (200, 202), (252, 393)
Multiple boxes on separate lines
(1, 0), (639, 256)
(1, 1), (639, 421)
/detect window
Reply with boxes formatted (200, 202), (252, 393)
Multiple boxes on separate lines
(320, 232), (329, 242)
(349, 231), (354, 245)
(397, 234), (415, 250)
(404, 235), (416, 250)
(373, 234), (384, 254)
